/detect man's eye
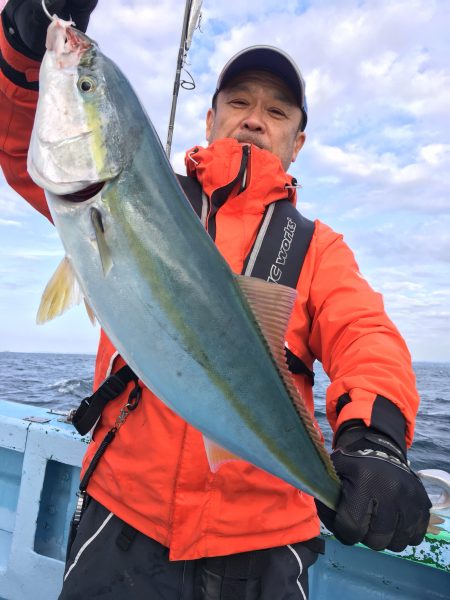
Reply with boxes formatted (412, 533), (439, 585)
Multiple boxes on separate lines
(229, 99), (248, 106)
(269, 108), (286, 118)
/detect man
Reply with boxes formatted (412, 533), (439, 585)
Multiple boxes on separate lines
(0, 1), (431, 599)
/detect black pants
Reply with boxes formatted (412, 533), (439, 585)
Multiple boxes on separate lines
(59, 498), (321, 600)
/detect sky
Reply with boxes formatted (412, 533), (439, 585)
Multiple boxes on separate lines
(0, 0), (449, 361)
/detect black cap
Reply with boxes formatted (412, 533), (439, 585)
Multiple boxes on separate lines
(213, 45), (308, 131)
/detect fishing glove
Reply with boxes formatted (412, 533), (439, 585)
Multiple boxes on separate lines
(315, 425), (431, 552)
(3, 0), (98, 59)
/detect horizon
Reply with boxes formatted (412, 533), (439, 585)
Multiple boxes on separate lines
(1, 350), (449, 366)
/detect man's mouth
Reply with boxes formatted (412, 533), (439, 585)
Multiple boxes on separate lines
(234, 134), (268, 152)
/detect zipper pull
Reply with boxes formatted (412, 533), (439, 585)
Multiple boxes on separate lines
(239, 145), (250, 193)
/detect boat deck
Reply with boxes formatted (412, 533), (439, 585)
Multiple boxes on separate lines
(0, 399), (448, 599)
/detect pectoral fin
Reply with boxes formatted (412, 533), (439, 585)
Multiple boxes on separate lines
(203, 435), (242, 473)
(90, 207), (113, 276)
(37, 256), (96, 325)
(37, 256), (82, 323)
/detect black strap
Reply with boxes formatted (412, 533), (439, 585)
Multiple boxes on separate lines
(79, 428), (117, 491)
(177, 174), (203, 219)
(243, 199), (315, 290)
(78, 379), (142, 492)
(72, 365), (138, 435)
(177, 172), (316, 293)
(242, 199), (316, 382)
(177, 171), (315, 293)
(0, 47), (39, 90)
(285, 347), (315, 385)
(116, 523), (138, 551)
(178, 176), (316, 382)
(0, 11), (40, 90)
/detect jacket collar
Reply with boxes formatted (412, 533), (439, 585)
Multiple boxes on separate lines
(185, 138), (298, 214)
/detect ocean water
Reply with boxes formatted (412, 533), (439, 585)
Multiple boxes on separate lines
(0, 352), (449, 473)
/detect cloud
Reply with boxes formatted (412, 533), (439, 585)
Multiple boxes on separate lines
(420, 144), (450, 166)
(0, 218), (22, 227)
(304, 138), (450, 214)
(351, 216), (450, 266)
(0, 182), (30, 216)
(4, 248), (63, 260)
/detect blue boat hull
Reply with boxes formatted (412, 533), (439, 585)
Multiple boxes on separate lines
(0, 399), (448, 599)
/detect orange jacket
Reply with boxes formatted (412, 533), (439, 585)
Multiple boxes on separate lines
(0, 22), (420, 561)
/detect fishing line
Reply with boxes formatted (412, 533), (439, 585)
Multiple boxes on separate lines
(41, 0), (53, 21)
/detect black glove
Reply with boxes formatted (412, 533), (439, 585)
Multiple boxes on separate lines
(2, 0), (98, 59)
(315, 426), (431, 552)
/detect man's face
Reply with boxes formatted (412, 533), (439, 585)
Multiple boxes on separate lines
(206, 70), (305, 171)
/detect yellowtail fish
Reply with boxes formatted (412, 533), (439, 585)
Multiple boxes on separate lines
(28, 17), (341, 508)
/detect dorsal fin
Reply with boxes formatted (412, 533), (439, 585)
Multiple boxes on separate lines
(235, 275), (339, 483)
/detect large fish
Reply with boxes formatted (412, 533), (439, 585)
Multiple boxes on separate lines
(28, 18), (341, 508)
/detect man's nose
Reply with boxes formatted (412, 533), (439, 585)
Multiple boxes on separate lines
(241, 108), (265, 131)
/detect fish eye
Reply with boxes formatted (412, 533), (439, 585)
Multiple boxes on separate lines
(78, 76), (97, 93)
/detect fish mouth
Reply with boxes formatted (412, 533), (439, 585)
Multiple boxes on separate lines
(27, 155), (113, 199)
(61, 182), (105, 202)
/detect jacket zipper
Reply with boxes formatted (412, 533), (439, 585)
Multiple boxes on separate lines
(205, 144), (250, 238)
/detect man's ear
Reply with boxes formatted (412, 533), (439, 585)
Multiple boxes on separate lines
(206, 108), (215, 143)
(291, 132), (306, 163)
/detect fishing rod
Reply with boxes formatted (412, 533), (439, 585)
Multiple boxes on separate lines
(166, 0), (203, 159)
